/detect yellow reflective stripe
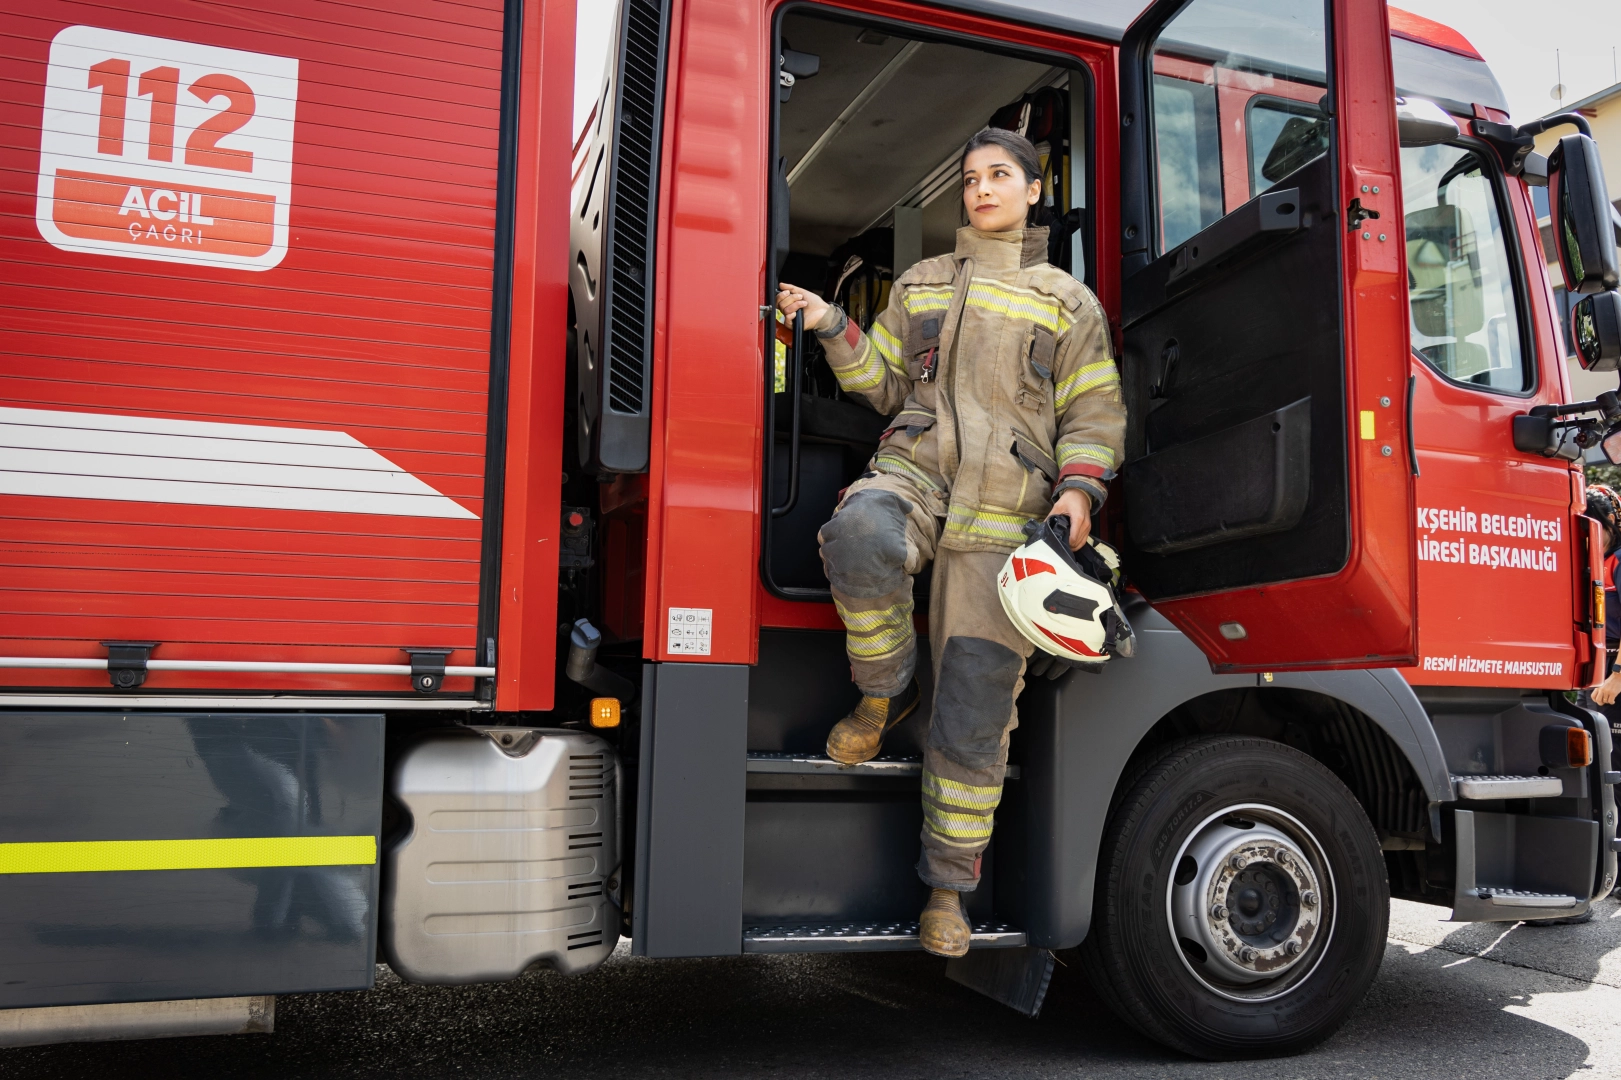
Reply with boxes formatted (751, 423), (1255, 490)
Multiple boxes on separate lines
(923, 772), (1002, 810)
(965, 279), (1072, 333)
(0, 835), (377, 875)
(846, 624), (913, 659)
(945, 504), (1033, 543)
(1058, 442), (1116, 468)
(834, 599), (911, 631)
(1055, 360), (1120, 410)
(829, 341), (886, 392)
(870, 323), (906, 374)
(834, 598), (914, 658)
(923, 807), (996, 842)
(873, 453), (945, 492)
(903, 287), (953, 314)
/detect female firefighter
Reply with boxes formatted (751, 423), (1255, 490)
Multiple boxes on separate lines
(776, 127), (1126, 956)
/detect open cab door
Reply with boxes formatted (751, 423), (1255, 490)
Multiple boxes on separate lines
(1116, 0), (1416, 671)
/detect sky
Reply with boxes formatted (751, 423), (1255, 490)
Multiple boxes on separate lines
(571, 1), (1621, 140)
(1397, 0), (1621, 122)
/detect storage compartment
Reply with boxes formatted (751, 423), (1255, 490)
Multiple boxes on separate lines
(382, 728), (620, 983)
(0, 1), (515, 696)
(0, 712), (383, 1009)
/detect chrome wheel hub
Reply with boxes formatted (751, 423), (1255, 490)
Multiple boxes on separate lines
(1167, 805), (1334, 1000)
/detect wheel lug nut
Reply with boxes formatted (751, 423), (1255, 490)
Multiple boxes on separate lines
(1301, 891), (1317, 907)
(1229, 854), (1247, 870)
(1275, 850), (1289, 866)
(1211, 904), (1228, 920)
(1286, 940), (1302, 956)
(1239, 946), (1258, 962)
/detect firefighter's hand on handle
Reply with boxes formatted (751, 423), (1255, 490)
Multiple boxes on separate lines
(1594, 668), (1621, 706)
(777, 284), (829, 332)
(1048, 489), (1092, 549)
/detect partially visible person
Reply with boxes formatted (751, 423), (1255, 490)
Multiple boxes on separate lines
(1536, 484), (1621, 928)
(1585, 484), (1621, 727)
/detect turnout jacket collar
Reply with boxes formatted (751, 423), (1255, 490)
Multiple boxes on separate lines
(815, 225), (1126, 554)
(953, 225), (1050, 272)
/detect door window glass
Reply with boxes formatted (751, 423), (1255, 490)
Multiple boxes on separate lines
(1150, 0), (1328, 254)
(1153, 74), (1221, 250)
(1401, 145), (1530, 392)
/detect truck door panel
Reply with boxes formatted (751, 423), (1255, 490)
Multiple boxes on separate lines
(1117, 0), (1417, 671)
(1401, 143), (1580, 687)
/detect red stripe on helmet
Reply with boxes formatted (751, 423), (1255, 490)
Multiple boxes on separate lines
(1035, 623), (1105, 658)
(1013, 557), (1057, 581)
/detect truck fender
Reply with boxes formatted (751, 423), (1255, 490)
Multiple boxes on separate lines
(1008, 599), (1449, 949)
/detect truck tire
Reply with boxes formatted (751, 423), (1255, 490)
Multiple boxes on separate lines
(1080, 736), (1388, 1059)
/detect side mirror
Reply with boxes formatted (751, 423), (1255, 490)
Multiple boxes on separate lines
(1603, 427), (1621, 466)
(1396, 97), (1459, 147)
(1573, 291), (1621, 372)
(1549, 133), (1621, 295)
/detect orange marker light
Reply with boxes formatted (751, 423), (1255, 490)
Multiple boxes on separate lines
(1568, 727), (1593, 769)
(590, 697), (621, 729)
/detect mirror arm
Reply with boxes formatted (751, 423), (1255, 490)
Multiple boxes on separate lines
(1517, 112), (1593, 140)
(1516, 391), (1621, 461)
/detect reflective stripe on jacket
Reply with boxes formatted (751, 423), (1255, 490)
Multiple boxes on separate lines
(815, 225), (1126, 553)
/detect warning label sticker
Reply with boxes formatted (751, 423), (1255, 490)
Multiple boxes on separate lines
(667, 607), (713, 656)
(34, 26), (299, 271)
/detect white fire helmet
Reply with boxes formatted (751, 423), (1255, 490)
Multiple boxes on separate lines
(997, 516), (1135, 665)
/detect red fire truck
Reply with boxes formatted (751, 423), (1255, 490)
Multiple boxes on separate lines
(3, 0), (1621, 1060)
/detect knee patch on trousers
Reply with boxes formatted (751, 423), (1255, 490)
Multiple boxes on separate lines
(929, 637), (1021, 771)
(819, 490), (912, 599)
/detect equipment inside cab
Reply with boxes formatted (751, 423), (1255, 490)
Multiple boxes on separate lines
(763, 8), (1089, 598)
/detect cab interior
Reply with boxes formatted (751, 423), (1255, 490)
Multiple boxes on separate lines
(763, 8), (1091, 597)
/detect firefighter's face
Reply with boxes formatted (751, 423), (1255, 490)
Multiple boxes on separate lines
(962, 146), (1040, 233)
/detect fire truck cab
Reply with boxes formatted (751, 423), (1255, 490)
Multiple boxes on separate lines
(3, 0), (1620, 1061)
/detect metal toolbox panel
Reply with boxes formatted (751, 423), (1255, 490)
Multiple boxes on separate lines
(0, 712), (383, 1008)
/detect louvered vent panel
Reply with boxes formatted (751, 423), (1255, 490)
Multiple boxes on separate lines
(604, 0), (667, 416)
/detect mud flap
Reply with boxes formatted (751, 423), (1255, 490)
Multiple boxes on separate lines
(946, 945), (1056, 1018)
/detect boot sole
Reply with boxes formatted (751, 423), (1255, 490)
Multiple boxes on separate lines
(826, 692), (922, 765)
(920, 938), (970, 958)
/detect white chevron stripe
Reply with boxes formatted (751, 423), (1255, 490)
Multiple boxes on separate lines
(0, 406), (476, 519)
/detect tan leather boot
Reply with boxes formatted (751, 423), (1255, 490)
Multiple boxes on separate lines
(919, 887), (971, 957)
(825, 680), (920, 765)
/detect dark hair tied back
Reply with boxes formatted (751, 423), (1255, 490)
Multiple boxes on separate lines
(960, 127), (1042, 225)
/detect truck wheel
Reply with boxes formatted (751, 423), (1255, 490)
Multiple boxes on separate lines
(1080, 736), (1388, 1059)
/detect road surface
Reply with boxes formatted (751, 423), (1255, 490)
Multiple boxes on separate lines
(5, 898), (1621, 1078)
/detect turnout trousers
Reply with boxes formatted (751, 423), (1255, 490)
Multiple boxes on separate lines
(818, 473), (1034, 892)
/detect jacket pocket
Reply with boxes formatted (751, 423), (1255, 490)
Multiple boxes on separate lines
(904, 314), (943, 381)
(1009, 430), (1058, 484)
(885, 404), (938, 438)
(1018, 325), (1057, 411)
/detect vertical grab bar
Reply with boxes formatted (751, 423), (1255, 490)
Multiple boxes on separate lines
(770, 309), (804, 518)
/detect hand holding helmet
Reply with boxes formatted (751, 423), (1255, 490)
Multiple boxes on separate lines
(998, 516), (1135, 679)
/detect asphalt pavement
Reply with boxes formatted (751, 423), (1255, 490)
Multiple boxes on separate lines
(4, 898), (1621, 1079)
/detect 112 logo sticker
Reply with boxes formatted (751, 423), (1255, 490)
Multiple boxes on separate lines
(34, 25), (299, 270)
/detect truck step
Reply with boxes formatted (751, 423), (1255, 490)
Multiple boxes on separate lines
(1451, 774), (1563, 800)
(742, 921), (1026, 953)
(1464, 887), (1579, 910)
(745, 753), (1020, 779)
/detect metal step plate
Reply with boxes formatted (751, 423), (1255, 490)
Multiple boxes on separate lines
(746, 754), (1021, 780)
(1468, 887), (1579, 909)
(1451, 774), (1564, 800)
(742, 921), (1026, 953)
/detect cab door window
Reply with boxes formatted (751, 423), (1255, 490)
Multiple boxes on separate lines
(1149, 0), (1329, 253)
(1401, 145), (1530, 393)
